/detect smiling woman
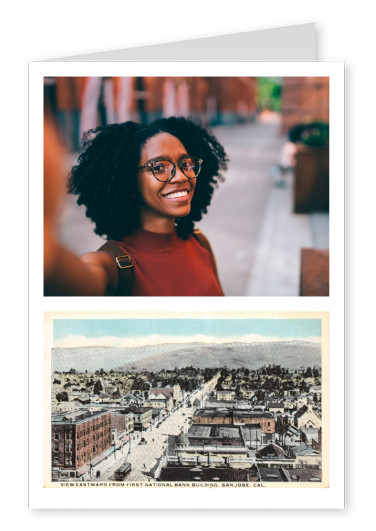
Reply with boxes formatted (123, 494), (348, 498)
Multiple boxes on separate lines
(136, 133), (198, 231)
(45, 117), (228, 296)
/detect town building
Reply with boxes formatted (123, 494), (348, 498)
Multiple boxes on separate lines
(300, 427), (319, 445)
(256, 466), (322, 483)
(241, 424), (268, 448)
(204, 400), (255, 410)
(289, 443), (322, 468)
(51, 410), (112, 479)
(216, 390), (236, 401)
(158, 464), (259, 483)
(294, 404), (322, 430)
(281, 425), (302, 448)
(280, 77), (330, 135)
(127, 407), (153, 432)
(148, 388), (174, 411)
(110, 409), (134, 438)
(193, 408), (276, 436)
(185, 424), (246, 448)
(256, 443), (290, 461)
(268, 401), (285, 415)
(173, 427), (250, 465)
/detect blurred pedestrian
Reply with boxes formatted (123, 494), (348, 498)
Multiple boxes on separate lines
(271, 124), (301, 186)
(56, 77), (84, 152)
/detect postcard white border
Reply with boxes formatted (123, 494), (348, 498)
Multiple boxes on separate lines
(29, 61), (344, 509)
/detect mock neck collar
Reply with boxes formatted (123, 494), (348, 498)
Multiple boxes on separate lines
(121, 227), (179, 252)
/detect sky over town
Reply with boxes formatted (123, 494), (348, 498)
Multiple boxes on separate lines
(53, 317), (322, 348)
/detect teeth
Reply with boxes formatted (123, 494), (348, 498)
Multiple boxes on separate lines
(165, 191), (188, 199)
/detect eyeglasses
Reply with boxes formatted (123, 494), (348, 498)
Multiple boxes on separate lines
(138, 156), (203, 182)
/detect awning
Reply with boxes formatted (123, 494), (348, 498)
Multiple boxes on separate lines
(76, 464), (89, 476)
(91, 454), (106, 466)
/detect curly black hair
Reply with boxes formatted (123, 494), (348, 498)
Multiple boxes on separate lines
(68, 116), (228, 240)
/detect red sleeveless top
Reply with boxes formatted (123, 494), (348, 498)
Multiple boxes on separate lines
(113, 228), (223, 296)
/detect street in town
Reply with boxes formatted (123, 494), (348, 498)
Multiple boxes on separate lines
(101, 380), (215, 482)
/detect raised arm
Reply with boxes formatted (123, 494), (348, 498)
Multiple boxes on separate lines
(44, 117), (118, 296)
(44, 235), (118, 296)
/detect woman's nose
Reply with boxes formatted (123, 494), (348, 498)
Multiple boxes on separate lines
(169, 164), (188, 182)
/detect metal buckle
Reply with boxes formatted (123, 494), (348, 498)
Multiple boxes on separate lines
(115, 255), (133, 269)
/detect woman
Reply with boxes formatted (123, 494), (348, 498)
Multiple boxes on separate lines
(46, 117), (228, 296)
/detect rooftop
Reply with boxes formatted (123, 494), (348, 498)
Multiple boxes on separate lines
(256, 443), (289, 460)
(188, 425), (243, 439)
(283, 467), (322, 482)
(194, 408), (273, 419)
(150, 388), (174, 398)
(159, 466), (258, 483)
(290, 443), (321, 457)
(258, 466), (286, 482)
(52, 410), (109, 425)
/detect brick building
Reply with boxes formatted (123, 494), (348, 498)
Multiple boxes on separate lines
(47, 76), (258, 143)
(110, 409), (134, 438)
(192, 408), (275, 434)
(124, 76), (258, 125)
(280, 77), (329, 135)
(51, 410), (112, 474)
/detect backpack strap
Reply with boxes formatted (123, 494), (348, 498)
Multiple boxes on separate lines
(97, 241), (134, 296)
(193, 229), (224, 295)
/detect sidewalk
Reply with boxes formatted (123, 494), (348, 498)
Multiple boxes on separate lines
(245, 174), (329, 296)
(199, 122), (329, 296)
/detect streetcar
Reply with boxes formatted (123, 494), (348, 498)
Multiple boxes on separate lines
(114, 462), (132, 481)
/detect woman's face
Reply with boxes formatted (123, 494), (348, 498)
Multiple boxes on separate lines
(137, 132), (196, 230)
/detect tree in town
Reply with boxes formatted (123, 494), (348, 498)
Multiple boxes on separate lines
(56, 391), (68, 402)
(275, 416), (289, 446)
(93, 379), (103, 395)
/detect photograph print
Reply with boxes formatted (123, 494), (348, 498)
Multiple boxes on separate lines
(43, 76), (329, 297)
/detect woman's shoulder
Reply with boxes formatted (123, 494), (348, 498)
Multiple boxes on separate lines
(191, 229), (212, 253)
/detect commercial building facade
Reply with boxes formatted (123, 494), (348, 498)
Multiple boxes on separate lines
(51, 410), (112, 477)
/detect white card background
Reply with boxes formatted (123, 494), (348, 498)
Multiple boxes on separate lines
(29, 60), (344, 510)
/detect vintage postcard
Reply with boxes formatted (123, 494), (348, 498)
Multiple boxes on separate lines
(43, 312), (329, 493)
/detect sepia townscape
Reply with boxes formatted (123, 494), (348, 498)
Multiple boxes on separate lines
(51, 361), (323, 485)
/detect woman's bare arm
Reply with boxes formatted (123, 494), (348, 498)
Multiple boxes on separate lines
(44, 227), (118, 296)
(44, 118), (119, 296)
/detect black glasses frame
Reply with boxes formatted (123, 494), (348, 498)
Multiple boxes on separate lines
(138, 157), (203, 182)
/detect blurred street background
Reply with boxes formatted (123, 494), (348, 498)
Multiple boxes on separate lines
(45, 76), (330, 296)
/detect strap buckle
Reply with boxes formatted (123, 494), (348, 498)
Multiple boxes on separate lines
(115, 255), (133, 269)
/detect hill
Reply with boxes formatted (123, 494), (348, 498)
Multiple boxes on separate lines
(52, 340), (321, 373)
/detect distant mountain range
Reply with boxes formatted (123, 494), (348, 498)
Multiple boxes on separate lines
(52, 340), (321, 373)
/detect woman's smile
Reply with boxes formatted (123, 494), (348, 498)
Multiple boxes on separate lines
(162, 187), (192, 201)
(137, 132), (196, 231)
